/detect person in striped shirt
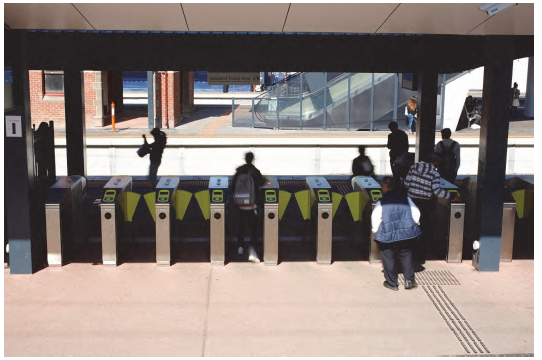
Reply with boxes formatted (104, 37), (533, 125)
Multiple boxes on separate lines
(404, 153), (461, 268)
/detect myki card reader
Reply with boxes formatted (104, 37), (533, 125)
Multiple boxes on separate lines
(157, 190), (170, 203)
(369, 189), (383, 202)
(318, 189), (331, 202)
(265, 190), (277, 203)
(103, 189), (117, 202)
(212, 190), (224, 203)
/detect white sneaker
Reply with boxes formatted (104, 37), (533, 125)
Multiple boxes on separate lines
(248, 246), (260, 263)
(238, 247), (244, 255)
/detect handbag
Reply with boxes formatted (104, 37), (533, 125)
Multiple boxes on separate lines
(137, 142), (151, 157)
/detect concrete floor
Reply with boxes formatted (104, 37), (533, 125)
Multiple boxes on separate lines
(4, 260), (534, 357)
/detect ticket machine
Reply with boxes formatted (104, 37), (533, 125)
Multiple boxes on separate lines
(100, 176), (132, 266)
(155, 176), (180, 266)
(306, 177), (333, 264)
(209, 176), (228, 265)
(351, 176), (383, 263)
(434, 178), (465, 263)
(45, 176), (86, 266)
(261, 177), (279, 265)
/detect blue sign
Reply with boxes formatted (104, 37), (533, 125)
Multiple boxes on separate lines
(5, 69), (13, 84)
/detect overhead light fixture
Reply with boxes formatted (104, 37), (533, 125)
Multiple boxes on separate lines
(479, 3), (518, 16)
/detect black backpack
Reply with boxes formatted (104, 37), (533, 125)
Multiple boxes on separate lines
(234, 169), (255, 207)
(392, 152), (415, 179)
(438, 141), (457, 179)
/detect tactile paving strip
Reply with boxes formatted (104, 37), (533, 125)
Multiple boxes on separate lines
(398, 270), (460, 286)
(422, 285), (490, 355)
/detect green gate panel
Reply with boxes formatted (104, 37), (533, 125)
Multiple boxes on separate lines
(124, 191), (141, 222)
(144, 192), (156, 222)
(278, 190), (291, 220)
(175, 190), (193, 220)
(195, 190), (210, 220)
(345, 192), (362, 222)
(332, 192), (343, 219)
(295, 190), (312, 220)
(512, 189), (525, 218)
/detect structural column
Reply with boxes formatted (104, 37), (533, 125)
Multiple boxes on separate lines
(476, 47), (514, 272)
(5, 31), (38, 274)
(524, 56), (534, 117)
(64, 68), (87, 177)
(415, 71), (438, 162)
(180, 71), (195, 118)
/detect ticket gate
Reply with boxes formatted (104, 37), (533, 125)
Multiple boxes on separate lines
(351, 176), (383, 263)
(306, 177), (333, 264)
(45, 176), (86, 266)
(155, 176), (180, 266)
(261, 177), (279, 265)
(462, 176), (516, 265)
(209, 176), (228, 265)
(100, 176), (132, 266)
(434, 178), (465, 263)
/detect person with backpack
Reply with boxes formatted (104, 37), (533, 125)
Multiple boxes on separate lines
(434, 128), (460, 183)
(232, 152), (264, 262)
(387, 121), (409, 182)
(140, 128), (167, 189)
(351, 145), (374, 178)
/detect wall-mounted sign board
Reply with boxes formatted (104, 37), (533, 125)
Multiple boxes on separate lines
(207, 72), (260, 85)
(5, 116), (22, 137)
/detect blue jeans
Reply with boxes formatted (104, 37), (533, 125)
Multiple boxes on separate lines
(408, 114), (416, 132)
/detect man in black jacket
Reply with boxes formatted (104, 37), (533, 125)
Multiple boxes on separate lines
(387, 121), (409, 182)
(232, 152), (264, 261)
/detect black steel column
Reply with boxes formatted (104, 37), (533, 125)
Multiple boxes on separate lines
(4, 32), (37, 274)
(63, 68), (87, 177)
(415, 72), (438, 162)
(476, 48), (514, 272)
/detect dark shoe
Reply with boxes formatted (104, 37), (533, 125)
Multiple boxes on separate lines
(414, 264), (425, 272)
(383, 281), (399, 291)
(404, 280), (418, 290)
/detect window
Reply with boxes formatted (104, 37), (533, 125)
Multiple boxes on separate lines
(43, 70), (64, 95)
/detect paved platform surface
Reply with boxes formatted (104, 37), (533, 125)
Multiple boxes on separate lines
(52, 94), (534, 139)
(4, 260), (534, 357)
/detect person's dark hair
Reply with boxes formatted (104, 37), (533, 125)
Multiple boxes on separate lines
(428, 152), (442, 163)
(513, 82), (518, 87)
(441, 128), (452, 139)
(150, 127), (161, 137)
(245, 152), (254, 164)
(381, 176), (396, 191)
(358, 145), (366, 154)
(388, 121), (398, 130)
(467, 95), (473, 100)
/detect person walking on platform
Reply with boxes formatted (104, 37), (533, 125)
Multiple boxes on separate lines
(403, 153), (461, 268)
(510, 82), (520, 118)
(434, 128), (461, 183)
(387, 121), (409, 182)
(233, 152), (264, 262)
(372, 177), (421, 291)
(141, 128), (167, 189)
(351, 145), (374, 178)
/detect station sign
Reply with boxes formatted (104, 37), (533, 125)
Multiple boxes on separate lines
(207, 72), (260, 85)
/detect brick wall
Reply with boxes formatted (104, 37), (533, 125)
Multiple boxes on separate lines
(29, 70), (104, 127)
(154, 71), (181, 128)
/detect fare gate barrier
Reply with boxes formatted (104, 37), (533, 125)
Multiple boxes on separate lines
(155, 176), (180, 266)
(351, 176), (383, 263)
(262, 177), (279, 265)
(306, 177), (333, 264)
(209, 177), (228, 265)
(462, 176), (516, 266)
(434, 178), (465, 263)
(100, 176), (132, 266)
(45, 176), (86, 266)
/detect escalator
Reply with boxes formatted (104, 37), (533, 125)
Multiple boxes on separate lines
(253, 72), (419, 129)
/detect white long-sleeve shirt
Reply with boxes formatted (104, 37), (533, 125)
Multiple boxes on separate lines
(371, 196), (421, 234)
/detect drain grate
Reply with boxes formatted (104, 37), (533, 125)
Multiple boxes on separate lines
(398, 270), (460, 286)
(423, 285), (490, 354)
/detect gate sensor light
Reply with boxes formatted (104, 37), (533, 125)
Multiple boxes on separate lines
(479, 3), (517, 16)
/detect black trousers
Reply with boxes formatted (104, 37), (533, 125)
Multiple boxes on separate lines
(411, 198), (435, 265)
(377, 238), (416, 288)
(237, 208), (258, 249)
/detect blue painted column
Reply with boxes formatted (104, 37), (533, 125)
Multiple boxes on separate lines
(524, 56), (534, 117)
(475, 47), (514, 272)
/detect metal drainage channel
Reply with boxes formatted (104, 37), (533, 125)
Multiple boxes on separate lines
(421, 282), (490, 355)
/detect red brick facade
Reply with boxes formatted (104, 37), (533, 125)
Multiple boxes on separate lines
(155, 71), (181, 128)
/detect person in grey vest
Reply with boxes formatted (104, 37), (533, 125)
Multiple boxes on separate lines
(372, 176), (421, 291)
